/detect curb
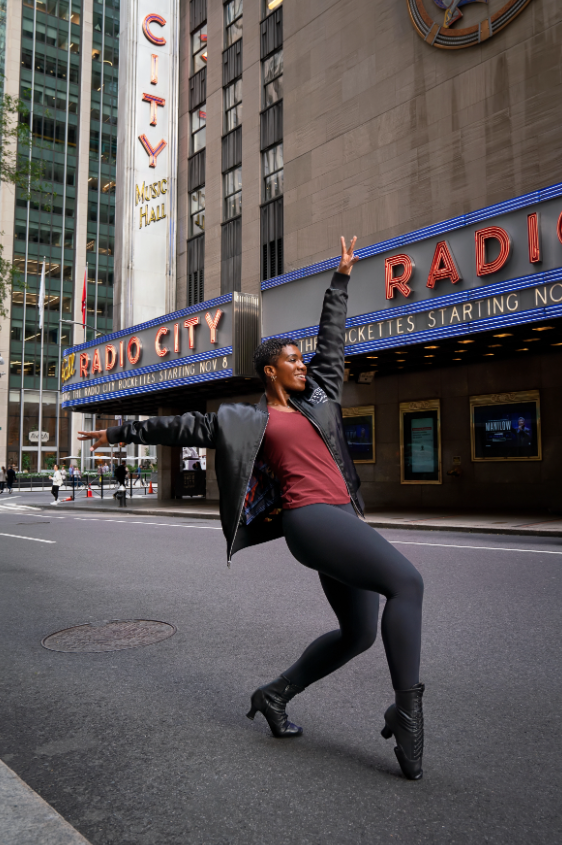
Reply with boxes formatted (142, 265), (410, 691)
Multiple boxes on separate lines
(26, 502), (562, 538)
(0, 758), (92, 845)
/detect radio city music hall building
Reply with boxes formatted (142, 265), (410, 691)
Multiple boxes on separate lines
(56, 0), (562, 512)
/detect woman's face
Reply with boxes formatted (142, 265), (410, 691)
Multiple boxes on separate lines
(267, 345), (307, 392)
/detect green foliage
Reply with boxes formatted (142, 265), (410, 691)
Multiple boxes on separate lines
(21, 452), (31, 471)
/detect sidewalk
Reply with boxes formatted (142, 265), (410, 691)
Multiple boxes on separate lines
(0, 759), (91, 845)
(41, 495), (562, 537)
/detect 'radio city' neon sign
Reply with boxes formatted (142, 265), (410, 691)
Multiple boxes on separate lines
(384, 211), (562, 299)
(74, 310), (223, 380)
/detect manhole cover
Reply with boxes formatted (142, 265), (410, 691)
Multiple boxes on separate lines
(41, 619), (176, 653)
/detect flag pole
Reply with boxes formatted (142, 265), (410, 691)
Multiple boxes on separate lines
(37, 257), (46, 472)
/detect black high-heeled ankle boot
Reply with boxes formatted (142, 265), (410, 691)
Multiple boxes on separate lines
(246, 675), (304, 738)
(381, 683), (425, 780)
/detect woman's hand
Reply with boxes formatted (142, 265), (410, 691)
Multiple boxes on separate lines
(78, 429), (109, 452)
(338, 236), (358, 276)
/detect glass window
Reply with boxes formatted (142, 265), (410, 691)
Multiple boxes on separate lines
(225, 0), (242, 47)
(263, 143), (283, 201)
(224, 166), (242, 220)
(191, 104), (206, 153)
(192, 24), (207, 73)
(190, 188), (205, 237)
(264, 74), (282, 107)
(263, 50), (283, 85)
(224, 79), (242, 132)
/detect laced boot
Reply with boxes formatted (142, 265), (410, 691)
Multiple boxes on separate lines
(246, 675), (304, 738)
(381, 683), (425, 780)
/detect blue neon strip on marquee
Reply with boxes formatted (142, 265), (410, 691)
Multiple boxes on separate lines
(65, 293), (233, 355)
(297, 302), (562, 363)
(261, 180), (562, 291)
(62, 346), (233, 394)
(264, 266), (562, 343)
(61, 368), (234, 408)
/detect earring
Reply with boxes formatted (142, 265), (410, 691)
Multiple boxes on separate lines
(270, 375), (277, 381)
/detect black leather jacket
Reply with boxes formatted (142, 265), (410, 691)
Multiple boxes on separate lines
(106, 273), (363, 563)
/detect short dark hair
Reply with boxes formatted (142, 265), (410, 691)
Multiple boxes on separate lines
(253, 337), (299, 384)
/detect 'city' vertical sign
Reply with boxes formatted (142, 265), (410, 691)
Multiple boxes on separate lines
(115, 0), (179, 329)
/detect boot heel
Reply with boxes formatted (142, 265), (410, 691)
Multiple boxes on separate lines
(381, 724), (393, 739)
(246, 706), (257, 720)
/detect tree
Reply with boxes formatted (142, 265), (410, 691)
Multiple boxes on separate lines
(0, 87), (53, 317)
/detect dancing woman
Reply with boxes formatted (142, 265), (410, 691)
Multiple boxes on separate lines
(79, 237), (425, 780)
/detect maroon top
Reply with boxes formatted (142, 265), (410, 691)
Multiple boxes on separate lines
(262, 407), (350, 510)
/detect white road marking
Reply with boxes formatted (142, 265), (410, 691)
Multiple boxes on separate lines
(73, 517), (221, 530)
(391, 541), (562, 555)
(0, 532), (56, 544)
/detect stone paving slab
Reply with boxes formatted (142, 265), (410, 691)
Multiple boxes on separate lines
(0, 759), (91, 845)
(33, 496), (562, 536)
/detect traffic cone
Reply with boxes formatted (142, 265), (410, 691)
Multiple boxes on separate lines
(64, 496), (73, 501)
(86, 488), (93, 498)
(148, 481), (154, 494)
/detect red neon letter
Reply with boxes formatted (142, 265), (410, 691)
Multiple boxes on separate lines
(105, 344), (117, 371)
(151, 54), (158, 84)
(426, 240), (461, 289)
(92, 348), (103, 374)
(127, 336), (142, 365)
(138, 134), (167, 168)
(142, 14), (166, 46)
(119, 340), (124, 368)
(475, 226), (511, 276)
(174, 323), (180, 353)
(527, 213), (541, 263)
(79, 353), (90, 378)
(385, 254), (414, 299)
(205, 309), (223, 344)
(557, 211), (562, 246)
(155, 326), (169, 357)
(184, 317), (200, 349)
(142, 93), (166, 126)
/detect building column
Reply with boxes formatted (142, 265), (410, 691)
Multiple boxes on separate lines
(156, 406), (181, 500)
(0, 0), (22, 467)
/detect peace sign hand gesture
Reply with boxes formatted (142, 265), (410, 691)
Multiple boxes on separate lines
(337, 236), (359, 276)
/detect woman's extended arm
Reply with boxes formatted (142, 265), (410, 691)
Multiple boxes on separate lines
(306, 236), (358, 402)
(78, 411), (219, 452)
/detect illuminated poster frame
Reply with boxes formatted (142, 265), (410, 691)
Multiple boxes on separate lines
(400, 399), (442, 484)
(470, 390), (542, 462)
(341, 406), (375, 464)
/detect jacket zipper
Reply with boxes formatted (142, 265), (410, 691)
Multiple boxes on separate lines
(289, 398), (361, 517)
(227, 411), (269, 567)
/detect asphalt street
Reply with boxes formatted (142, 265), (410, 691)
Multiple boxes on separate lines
(0, 492), (560, 845)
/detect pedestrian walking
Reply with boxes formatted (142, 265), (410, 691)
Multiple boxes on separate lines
(0, 466), (6, 493)
(78, 237), (425, 780)
(6, 465), (16, 494)
(49, 464), (63, 504)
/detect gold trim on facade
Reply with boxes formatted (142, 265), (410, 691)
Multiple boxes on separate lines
(399, 399), (442, 485)
(341, 406), (376, 464)
(407, 0), (533, 50)
(469, 390), (542, 462)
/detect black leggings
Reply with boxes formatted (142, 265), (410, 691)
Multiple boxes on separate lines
(281, 503), (423, 692)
